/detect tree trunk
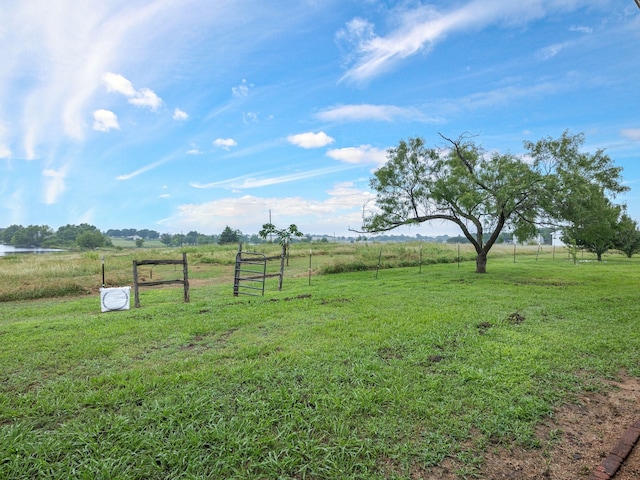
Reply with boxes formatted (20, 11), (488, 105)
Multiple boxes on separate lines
(475, 252), (488, 273)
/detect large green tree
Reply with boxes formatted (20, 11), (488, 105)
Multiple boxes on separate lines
(363, 132), (627, 273)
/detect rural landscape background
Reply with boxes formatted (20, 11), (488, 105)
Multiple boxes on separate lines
(2, 0), (640, 478)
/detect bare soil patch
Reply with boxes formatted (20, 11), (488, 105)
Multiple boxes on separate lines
(425, 374), (640, 479)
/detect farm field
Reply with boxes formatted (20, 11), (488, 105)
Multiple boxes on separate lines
(1, 243), (639, 479)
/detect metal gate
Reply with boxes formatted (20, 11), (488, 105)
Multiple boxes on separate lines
(233, 244), (285, 296)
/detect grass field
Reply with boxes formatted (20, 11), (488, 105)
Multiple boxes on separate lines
(1, 244), (638, 479)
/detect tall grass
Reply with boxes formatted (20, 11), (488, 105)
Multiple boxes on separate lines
(0, 242), (604, 302)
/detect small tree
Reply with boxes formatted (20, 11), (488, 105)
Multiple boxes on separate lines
(135, 238), (145, 248)
(613, 214), (640, 258)
(160, 233), (173, 246)
(560, 190), (621, 261)
(219, 226), (240, 245)
(259, 223), (304, 263)
(259, 223), (303, 245)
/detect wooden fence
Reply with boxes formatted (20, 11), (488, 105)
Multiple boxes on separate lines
(132, 253), (189, 307)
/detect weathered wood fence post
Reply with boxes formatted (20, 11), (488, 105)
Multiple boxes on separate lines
(133, 253), (189, 307)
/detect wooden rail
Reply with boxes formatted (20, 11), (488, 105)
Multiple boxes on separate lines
(132, 253), (189, 307)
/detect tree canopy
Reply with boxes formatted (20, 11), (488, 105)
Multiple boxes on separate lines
(258, 223), (304, 246)
(0, 223), (112, 249)
(363, 132), (628, 273)
(219, 226), (242, 245)
(613, 214), (640, 258)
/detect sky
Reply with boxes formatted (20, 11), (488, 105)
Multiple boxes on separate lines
(1, 0), (639, 238)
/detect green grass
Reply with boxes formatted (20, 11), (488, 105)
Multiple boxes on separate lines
(1, 247), (639, 478)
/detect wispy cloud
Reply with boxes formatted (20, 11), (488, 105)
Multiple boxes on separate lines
(287, 131), (335, 148)
(430, 76), (577, 115)
(0, 145), (11, 159)
(316, 104), (427, 122)
(232, 79), (252, 98)
(42, 165), (69, 204)
(243, 112), (259, 124)
(0, 123), (10, 158)
(621, 129), (640, 141)
(569, 26), (593, 34)
(339, 0), (588, 83)
(537, 41), (573, 60)
(117, 158), (168, 181)
(1, 1), (189, 157)
(190, 165), (356, 190)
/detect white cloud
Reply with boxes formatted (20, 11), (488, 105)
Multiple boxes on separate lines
(339, 0), (588, 83)
(173, 108), (189, 121)
(287, 131), (335, 148)
(316, 104), (425, 122)
(325, 182), (375, 209)
(92, 109), (120, 132)
(128, 87), (162, 111)
(232, 79), (252, 98)
(621, 129), (640, 141)
(327, 145), (388, 167)
(102, 72), (136, 97)
(213, 138), (238, 150)
(42, 165), (68, 204)
(158, 185), (375, 236)
(186, 148), (202, 155)
(103, 72), (162, 111)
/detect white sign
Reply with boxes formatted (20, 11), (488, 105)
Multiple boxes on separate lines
(100, 287), (131, 312)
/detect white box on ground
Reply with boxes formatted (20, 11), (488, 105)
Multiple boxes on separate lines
(100, 286), (131, 312)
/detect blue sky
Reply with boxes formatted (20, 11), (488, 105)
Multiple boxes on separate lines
(1, 0), (639, 238)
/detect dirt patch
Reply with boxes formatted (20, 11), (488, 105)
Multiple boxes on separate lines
(506, 312), (526, 324)
(424, 374), (640, 479)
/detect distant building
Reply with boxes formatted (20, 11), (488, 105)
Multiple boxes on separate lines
(551, 231), (565, 247)
(512, 234), (545, 245)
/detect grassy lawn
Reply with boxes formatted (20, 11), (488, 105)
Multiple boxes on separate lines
(1, 246), (639, 479)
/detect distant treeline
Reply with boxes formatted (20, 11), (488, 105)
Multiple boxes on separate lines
(105, 228), (161, 239)
(0, 224), (111, 249)
(0, 223), (557, 250)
